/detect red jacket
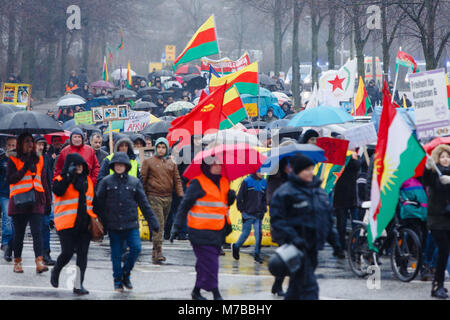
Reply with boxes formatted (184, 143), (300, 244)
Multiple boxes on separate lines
(54, 144), (100, 186)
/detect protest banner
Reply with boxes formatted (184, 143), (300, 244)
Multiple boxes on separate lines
(316, 137), (349, 166)
(201, 52), (250, 74)
(343, 122), (377, 150)
(124, 110), (150, 132)
(74, 111), (94, 125)
(1, 83), (31, 109)
(409, 68), (450, 139)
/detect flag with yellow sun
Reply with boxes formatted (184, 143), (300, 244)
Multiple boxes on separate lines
(368, 80), (426, 249)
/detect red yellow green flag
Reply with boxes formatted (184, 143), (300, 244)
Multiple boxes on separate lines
(352, 77), (371, 116)
(219, 85), (248, 130)
(127, 61), (132, 88)
(102, 56), (109, 82)
(173, 15), (219, 70)
(396, 50), (419, 73)
(209, 62), (259, 96)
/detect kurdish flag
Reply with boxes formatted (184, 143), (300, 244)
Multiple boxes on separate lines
(102, 56), (109, 82)
(127, 61), (132, 88)
(219, 85), (248, 130)
(396, 50), (419, 73)
(368, 80), (426, 249)
(173, 15), (219, 70)
(209, 61), (259, 96)
(313, 153), (352, 194)
(353, 77), (371, 116)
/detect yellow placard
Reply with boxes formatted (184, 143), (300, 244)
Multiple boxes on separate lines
(149, 62), (163, 73)
(138, 207), (151, 240)
(165, 45), (176, 62)
(244, 102), (258, 118)
(1, 83), (31, 109)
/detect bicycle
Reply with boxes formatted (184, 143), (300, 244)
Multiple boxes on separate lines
(347, 201), (423, 282)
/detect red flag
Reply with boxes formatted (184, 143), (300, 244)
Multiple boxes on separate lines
(166, 84), (227, 148)
(316, 137), (350, 165)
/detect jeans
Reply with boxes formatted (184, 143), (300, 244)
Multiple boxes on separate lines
(424, 232), (438, 268)
(41, 208), (54, 252)
(0, 196), (13, 246)
(335, 207), (359, 250)
(109, 228), (141, 280)
(234, 215), (262, 256)
(12, 214), (43, 258)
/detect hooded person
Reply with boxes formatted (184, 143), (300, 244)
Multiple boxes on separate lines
(54, 128), (100, 186)
(300, 129), (319, 144)
(97, 137), (141, 184)
(141, 137), (184, 264)
(95, 152), (160, 292)
(51, 153), (97, 295)
(262, 107), (278, 123)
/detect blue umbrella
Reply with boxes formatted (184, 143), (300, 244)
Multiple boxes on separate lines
(259, 143), (326, 174)
(241, 88), (285, 119)
(288, 105), (354, 127)
(265, 119), (290, 130)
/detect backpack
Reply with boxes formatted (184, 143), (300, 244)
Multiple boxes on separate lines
(399, 178), (428, 222)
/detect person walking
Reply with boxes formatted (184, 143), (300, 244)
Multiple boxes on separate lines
(232, 172), (267, 263)
(50, 154), (97, 295)
(7, 133), (51, 274)
(141, 137), (184, 264)
(270, 153), (331, 300)
(54, 128), (100, 186)
(95, 152), (159, 292)
(89, 132), (108, 166)
(170, 160), (236, 300)
(423, 144), (450, 299)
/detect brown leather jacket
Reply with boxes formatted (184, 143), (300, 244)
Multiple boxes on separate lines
(141, 156), (184, 198)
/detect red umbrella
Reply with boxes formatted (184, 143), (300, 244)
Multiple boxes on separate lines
(90, 80), (115, 89)
(175, 64), (201, 75)
(183, 143), (267, 181)
(44, 130), (71, 144)
(423, 136), (450, 154)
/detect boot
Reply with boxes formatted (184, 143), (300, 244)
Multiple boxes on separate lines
(191, 287), (207, 300)
(154, 246), (166, 263)
(3, 245), (12, 262)
(73, 285), (89, 295)
(35, 256), (49, 274)
(232, 243), (240, 260)
(43, 250), (55, 266)
(152, 248), (158, 264)
(50, 267), (60, 288)
(13, 258), (24, 273)
(431, 280), (448, 299)
(212, 288), (223, 300)
(122, 272), (133, 290)
(114, 279), (124, 293)
(254, 254), (264, 264)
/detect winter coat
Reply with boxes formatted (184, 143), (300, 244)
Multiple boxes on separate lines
(422, 144), (450, 230)
(94, 148), (109, 168)
(399, 178), (428, 222)
(366, 85), (381, 106)
(0, 154), (9, 198)
(236, 174), (267, 218)
(6, 152), (51, 216)
(173, 169), (236, 248)
(269, 173), (331, 252)
(141, 138), (184, 198)
(97, 138), (140, 184)
(333, 157), (361, 208)
(94, 152), (159, 232)
(54, 129), (100, 186)
(266, 173), (288, 205)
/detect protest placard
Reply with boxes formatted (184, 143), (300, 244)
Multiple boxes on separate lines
(316, 137), (349, 165)
(74, 111), (94, 125)
(124, 110), (150, 132)
(343, 122), (377, 150)
(409, 68), (450, 139)
(1, 83), (32, 109)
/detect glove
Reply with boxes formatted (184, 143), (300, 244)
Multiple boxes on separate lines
(439, 175), (450, 185)
(66, 164), (76, 180)
(293, 237), (306, 250)
(227, 190), (236, 206)
(425, 157), (434, 170)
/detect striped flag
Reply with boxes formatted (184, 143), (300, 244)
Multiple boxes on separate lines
(127, 61), (132, 88)
(173, 15), (219, 70)
(102, 56), (109, 82)
(116, 28), (124, 51)
(219, 85), (248, 130)
(313, 153), (352, 194)
(209, 61), (259, 96)
(352, 77), (372, 116)
(396, 50), (419, 73)
(446, 74), (450, 109)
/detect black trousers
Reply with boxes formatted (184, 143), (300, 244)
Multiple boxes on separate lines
(54, 228), (91, 287)
(285, 250), (319, 300)
(430, 229), (450, 285)
(12, 214), (43, 258)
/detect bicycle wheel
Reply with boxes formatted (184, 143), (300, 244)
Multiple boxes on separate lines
(390, 227), (423, 282)
(347, 225), (372, 277)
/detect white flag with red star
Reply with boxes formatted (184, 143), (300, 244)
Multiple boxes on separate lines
(319, 58), (357, 102)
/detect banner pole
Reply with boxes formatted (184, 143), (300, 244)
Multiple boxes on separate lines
(391, 47), (401, 104)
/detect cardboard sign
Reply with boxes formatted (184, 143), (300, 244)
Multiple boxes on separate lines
(74, 111), (94, 125)
(409, 68), (450, 139)
(343, 122), (377, 150)
(124, 111), (150, 132)
(316, 137), (349, 165)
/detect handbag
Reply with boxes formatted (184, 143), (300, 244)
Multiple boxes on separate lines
(88, 217), (104, 242)
(12, 190), (35, 209)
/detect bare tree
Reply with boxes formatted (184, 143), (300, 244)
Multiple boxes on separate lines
(292, 0), (306, 109)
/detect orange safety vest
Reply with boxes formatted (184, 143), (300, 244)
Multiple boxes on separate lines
(9, 156), (45, 198)
(187, 173), (230, 231)
(65, 84), (78, 92)
(53, 175), (97, 231)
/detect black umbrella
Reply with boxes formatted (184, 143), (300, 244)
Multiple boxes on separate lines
(0, 111), (63, 134)
(244, 121), (267, 129)
(138, 87), (160, 95)
(68, 123), (100, 132)
(271, 126), (303, 142)
(183, 75), (207, 90)
(133, 101), (157, 112)
(112, 89), (137, 99)
(154, 69), (173, 77)
(259, 74), (276, 86)
(141, 121), (171, 135)
(158, 116), (176, 122)
(0, 104), (19, 118)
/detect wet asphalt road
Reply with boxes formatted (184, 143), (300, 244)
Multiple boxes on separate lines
(0, 231), (446, 300)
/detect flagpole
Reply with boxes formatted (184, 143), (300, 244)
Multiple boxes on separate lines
(391, 47), (401, 104)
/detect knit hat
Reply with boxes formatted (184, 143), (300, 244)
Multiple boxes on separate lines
(290, 153), (315, 174)
(301, 129), (319, 144)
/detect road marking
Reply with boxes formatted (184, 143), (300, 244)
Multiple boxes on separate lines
(0, 284), (117, 294)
